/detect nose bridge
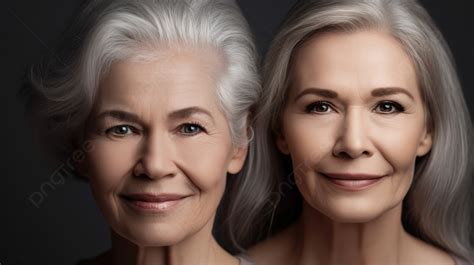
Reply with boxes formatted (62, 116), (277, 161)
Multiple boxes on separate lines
(334, 106), (372, 158)
(135, 130), (177, 179)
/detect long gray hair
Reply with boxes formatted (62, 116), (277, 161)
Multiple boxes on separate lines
(22, 0), (262, 252)
(226, 0), (474, 261)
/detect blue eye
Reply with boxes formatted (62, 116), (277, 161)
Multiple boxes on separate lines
(106, 125), (135, 136)
(374, 101), (405, 114)
(179, 123), (206, 136)
(305, 101), (334, 113)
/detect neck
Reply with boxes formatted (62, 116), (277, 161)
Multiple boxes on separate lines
(101, 218), (236, 265)
(293, 201), (413, 265)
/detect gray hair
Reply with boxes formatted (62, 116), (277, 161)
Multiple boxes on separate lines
(22, 0), (262, 252)
(228, 0), (474, 260)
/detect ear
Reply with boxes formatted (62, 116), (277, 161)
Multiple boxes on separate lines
(275, 129), (290, 155)
(227, 144), (249, 174)
(416, 128), (432, 157)
(227, 123), (253, 174)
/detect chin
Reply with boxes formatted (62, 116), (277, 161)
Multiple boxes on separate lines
(120, 225), (190, 247)
(314, 198), (389, 224)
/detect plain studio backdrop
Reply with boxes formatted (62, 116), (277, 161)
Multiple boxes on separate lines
(1, 1), (473, 264)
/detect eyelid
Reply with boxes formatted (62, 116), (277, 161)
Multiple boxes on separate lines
(372, 100), (405, 114)
(305, 100), (338, 113)
(105, 124), (140, 137)
(176, 121), (208, 136)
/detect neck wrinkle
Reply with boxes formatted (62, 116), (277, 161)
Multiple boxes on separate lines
(295, 201), (407, 265)
(108, 215), (227, 265)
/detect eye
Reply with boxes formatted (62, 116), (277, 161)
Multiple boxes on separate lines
(305, 101), (334, 113)
(105, 125), (135, 137)
(179, 122), (206, 136)
(374, 101), (405, 114)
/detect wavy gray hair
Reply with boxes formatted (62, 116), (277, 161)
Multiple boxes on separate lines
(22, 0), (262, 252)
(227, 0), (474, 260)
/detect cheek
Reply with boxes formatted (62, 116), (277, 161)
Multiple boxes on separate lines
(86, 140), (138, 197)
(283, 115), (335, 165)
(174, 135), (233, 191)
(282, 115), (335, 200)
(372, 117), (425, 175)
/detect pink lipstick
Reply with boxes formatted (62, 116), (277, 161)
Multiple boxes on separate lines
(120, 193), (188, 213)
(321, 173), (385, 191)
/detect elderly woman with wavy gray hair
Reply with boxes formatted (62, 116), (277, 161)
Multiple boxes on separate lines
(225, 0), (473, 264)
(23, 0), (260, 264)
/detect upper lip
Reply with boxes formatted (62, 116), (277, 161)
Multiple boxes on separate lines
(321, 173), (385, 180)
(120, 193), (189, 202)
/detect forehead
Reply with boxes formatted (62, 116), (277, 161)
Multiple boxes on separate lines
(290, 30), (419, 97)
(93, 46), (224, 115)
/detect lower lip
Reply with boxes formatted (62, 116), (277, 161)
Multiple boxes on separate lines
(121, 196), (185, 213)
(322, 175), (384, 191)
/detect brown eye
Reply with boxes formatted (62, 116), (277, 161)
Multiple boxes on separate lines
(305, 101), (334, 113)
(374, 101), (404, 114)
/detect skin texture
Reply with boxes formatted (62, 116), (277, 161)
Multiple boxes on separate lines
(249, 30), (454, 265)
(78, 45), (246, 265)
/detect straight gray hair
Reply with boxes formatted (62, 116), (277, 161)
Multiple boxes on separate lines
(226, 0), (474, 261)
(22, 0), (263, 252)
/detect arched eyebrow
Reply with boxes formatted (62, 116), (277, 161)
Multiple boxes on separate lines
(168, 107), (215, 123)
(95, 107), (215, 124)
(371, 87), (414, 100)
(294, 87), (338, 102)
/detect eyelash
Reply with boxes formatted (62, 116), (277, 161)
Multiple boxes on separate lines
(305, 100), (405, 114)
(373, 101), (405, 113)
(104, 122), (207, 137)
(305, 101), (336, 113)
(105, 125), (137, 137)
(177, 122), (207, 136)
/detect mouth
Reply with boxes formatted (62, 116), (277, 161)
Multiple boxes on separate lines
(119, 193), (191, 213)
(320, 172), (385, 191)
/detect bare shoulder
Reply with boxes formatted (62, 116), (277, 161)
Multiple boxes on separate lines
(403, 233), (456, 265)
(247, 224), (297, 265)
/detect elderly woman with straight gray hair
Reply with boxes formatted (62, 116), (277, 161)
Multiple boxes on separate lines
(231, 0), (473, 265)
(22, 0), (472, 264)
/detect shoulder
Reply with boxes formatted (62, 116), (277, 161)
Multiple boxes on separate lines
(402, 233), (456, 265)
(247, 224), (298, 265)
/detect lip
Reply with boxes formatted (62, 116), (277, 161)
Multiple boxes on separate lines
(120, 193), (190, 213)
(320, 172), (385, 191)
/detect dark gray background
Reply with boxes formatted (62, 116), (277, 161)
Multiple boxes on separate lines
(1, 1), (473, 264)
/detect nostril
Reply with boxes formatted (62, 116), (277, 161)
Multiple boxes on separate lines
(336, 151), (352, 159)
(133, 172), (150, 179)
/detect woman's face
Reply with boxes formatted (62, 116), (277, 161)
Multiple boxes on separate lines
(81, 46), (247, 246)
(278, 30), (432, 223)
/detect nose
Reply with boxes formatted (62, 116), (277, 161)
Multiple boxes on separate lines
(133, 133), (178, 179)
(332, 108), (373, 159)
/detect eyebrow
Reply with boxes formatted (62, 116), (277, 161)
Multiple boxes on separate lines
(294, 87), (414, 102)
(371, 87), (414, 100)
(294, 87), (338, 102)
(168, 107), (215, 122)
(95, 110), (142, 124)
(95, 107), (215, 124)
